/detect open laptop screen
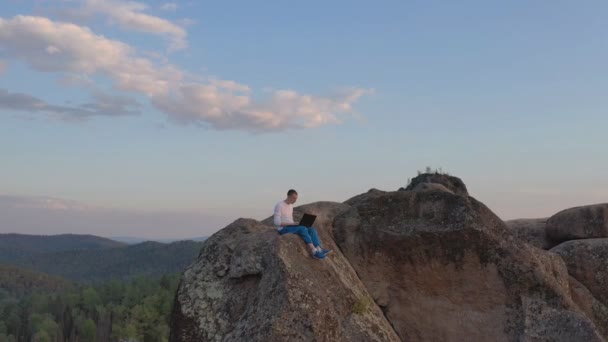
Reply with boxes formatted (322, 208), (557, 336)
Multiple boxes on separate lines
(299, 213), (317, 227)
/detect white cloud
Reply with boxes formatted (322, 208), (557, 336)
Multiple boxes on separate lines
(153, 83), (370, 132)
(65, 0), (187, 50)
(0, 15), (370, 132)
(0, 15), (183, 95)
(46, 45), (61, 54)
(0, 88), (141, 120)
(0, 195), (91, 211)
(160, 3), (178, 11)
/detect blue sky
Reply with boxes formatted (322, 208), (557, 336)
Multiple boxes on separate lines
(1, 0), (608, 239)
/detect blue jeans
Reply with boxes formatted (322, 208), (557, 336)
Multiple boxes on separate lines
(279, 226), (321, 247)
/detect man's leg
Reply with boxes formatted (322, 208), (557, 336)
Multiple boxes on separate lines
(280, 226), (318, 256)
(307, 227), (332, 255)
(306, 227), (321, 248)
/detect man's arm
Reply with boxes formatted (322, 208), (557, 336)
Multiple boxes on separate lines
(273, 204), (283, 227)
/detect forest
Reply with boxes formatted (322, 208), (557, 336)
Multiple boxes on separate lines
(0, 271), (180, 342)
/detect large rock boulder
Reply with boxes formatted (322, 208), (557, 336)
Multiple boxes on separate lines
(170, 181), (608, 341)
(568, 276), (608, 339)
(344, 189), (387, 207)
(170, 203), (400, 342)
(546, 204), (608, 243)
(551, 239), (608, 307)
(505, 218), (555, 250)
(332, 189), (604, 341)
(400, 173), (469, 196)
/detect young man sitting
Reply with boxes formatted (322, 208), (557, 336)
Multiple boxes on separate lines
(273, 189), (331, 260)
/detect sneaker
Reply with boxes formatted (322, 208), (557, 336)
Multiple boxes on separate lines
(312, 251), (326, 260)
(320, 248), (332, 256)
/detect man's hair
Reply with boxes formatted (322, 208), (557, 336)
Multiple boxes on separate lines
(287, 189), (298, 197)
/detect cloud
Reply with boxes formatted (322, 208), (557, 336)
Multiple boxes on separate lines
(0, 15), (370, 132)
(63, 0), (187, 50)
(160, 3), (178, 11)
(0, 195), (91, 211)
(0, 88), (141, 120)
(80, 90), (142, 117)
(153, 85), (371, 131)
(0, 15), (183, 95)
(0, 60), (6, 74)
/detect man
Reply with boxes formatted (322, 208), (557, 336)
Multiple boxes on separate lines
(274, 189), (331, 260)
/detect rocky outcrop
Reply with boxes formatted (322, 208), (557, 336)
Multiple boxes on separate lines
(552, 239), (608, 307)
(505, 218), (555, 249)
(568, 276), (608, 338)
(343, 189), (387, 206)
(331, 188), (603, 341)
(546, 204), (608, 243)
(400, 173), (469, 196)
(170, 208), (400, 341)
(170, 175), (608, 341)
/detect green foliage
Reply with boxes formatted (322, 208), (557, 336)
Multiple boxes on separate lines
(417, 166), (450, 176)
(33, 330), (51, 342)
(0, 273), (181, 342)
(30, 313), (59, 342)
(77, 318), (96, 342)
(0, 263), (74, 297)
(352, 296), (373, 315)
(0, 236), (192, 341)
(81, 287), (102, 313)
(0, 333), (16, 342)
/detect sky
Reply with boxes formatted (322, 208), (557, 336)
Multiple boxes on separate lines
(1, 0), (608, 240)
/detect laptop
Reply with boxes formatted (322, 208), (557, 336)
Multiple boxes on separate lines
(299, 213), (317, 227)
(289, 213), (316, 227)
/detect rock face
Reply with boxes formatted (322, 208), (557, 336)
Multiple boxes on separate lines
(169, 206), (400, 341)
(546, 204), (608, 243)
(343, 189), (387, 206)
(400, 173), (469, 196)
(505, 218), (555, 249)
(332, 189), (603, 341)
(552, 239), (608, 307)
(170, 175), (608, 341)
(568, 276), (608, 339)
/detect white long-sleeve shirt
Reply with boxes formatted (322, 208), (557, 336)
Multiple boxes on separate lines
(273, 200), (295, 230)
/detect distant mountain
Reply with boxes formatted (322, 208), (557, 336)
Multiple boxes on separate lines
(107, 236), (150, 244)
(11, 240), (204, 283)
(0, 233), (126, 263)
(109, 236), (208, 244)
